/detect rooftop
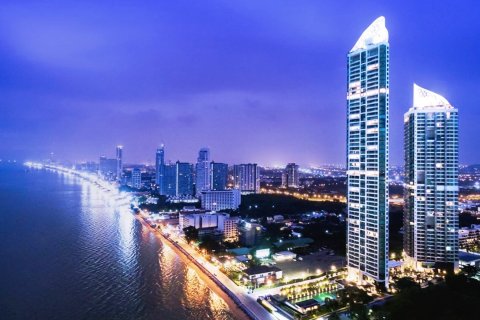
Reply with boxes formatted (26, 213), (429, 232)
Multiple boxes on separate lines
(350, 16), (389, 52)
(413, 83), (453, 110)
(459, 251), (480, 263)
(244, 265), (281, 275)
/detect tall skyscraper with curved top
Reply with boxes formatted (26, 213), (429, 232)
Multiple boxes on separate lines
(346, 16), (389, 287)
(404, 84), (459, 271)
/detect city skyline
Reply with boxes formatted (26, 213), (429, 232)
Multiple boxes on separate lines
(1, 1), (479, 166)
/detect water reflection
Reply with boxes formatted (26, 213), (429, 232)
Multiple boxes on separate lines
(1, 166), (239, 320)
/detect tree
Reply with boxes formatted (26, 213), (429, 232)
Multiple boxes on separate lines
(461, 265), (478, 277)
(183, 226), (198, 243)
(395, 277), (420, 292)
(350, 303), (369, 320)
(199, 235), (223, 254)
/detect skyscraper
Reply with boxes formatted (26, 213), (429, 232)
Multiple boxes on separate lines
(404, 84), (459, 271)
(131, 168), (142, 189)
(210, 162), (228, 191)
(116, 145), (123, 180)
(163, 163), (177, 197)
(195, 148), (210, 196)
(282, 163), (299, 188)
(233, 164), (260, 194)
(156, 145), (165, 193)
(346, 17), (389, 286)
(176, 161), (194, 197)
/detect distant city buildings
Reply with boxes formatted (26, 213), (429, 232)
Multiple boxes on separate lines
(155, 145), (165, 192)
(116, 145), (123, 181)
(176, 161), (194, 197)
(282, 163), (299, 188)
(201, 189), (241, 211)
(346, 17), (389, 287)
(404, 84), (459, 271)
(99, 146), (123, 181)
(233, 164), (260, 194)
(210, 162), (228, 191)
(195, 148), (211, 196)
(131, 168), (142, 189)
(163, 163), (177, 196)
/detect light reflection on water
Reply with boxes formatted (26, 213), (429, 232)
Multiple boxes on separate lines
(0, 165), (239, 320)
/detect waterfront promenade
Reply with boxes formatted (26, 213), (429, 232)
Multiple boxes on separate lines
(138, 213), (278, 320)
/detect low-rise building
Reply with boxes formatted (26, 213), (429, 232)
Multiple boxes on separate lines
(239, 222), (263, 246)
(217, 214), (240, 242)
(272, 251), (297, 262)
(180, 212), (239, 242)
(459, 251), (480, 268)
(243, 265), (283, 285)
(459, 224), (480, 249)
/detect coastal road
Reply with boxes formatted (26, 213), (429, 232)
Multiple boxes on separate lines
(165, 232), (278, 320)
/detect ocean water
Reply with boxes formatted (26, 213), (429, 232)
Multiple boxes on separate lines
(0, 164), (238, 320)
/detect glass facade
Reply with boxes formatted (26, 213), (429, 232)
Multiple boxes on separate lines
(210, 162), (228, 191)
(176, 161), (194, 196)
(346, 17), (389, 286)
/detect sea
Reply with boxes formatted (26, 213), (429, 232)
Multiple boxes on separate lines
(0, 163), (239, 320)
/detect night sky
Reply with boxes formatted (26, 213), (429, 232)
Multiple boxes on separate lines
(1, 1), (479, 166)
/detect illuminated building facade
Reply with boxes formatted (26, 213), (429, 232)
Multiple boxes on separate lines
(404, 84), (459, 271)
(210, 162), (228, 191)
(282, 163), (299, 188)
(346, 16), (389, 286)
(233, 163), (260, 194)
(195, 148), (211, 196)
(155, 145), (165, 192)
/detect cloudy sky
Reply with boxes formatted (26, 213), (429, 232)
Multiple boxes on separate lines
(1, 0), (479, 166)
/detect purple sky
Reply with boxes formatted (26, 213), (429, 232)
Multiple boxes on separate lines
(1, 0), (479, 166)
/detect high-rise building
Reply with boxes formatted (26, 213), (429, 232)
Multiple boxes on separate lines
(200, 189), (241, 211)
(282, 163), (299, 188)
(195, 148), (210, 196)
(210, 162), (228, 191)
(155, 145), (165, 192)
(163, 163), (177, 197)
(176, 161), (194, 197)
(131, 168), (142, 189)
(116, 145), (123, 180)
(99, 156), (118, 180)
(233, 164), (260, 194)
(404, 84), (459, 271)
(346, 17), (389, 286)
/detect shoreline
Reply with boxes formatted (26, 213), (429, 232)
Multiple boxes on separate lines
(36, 164), (273, 320)
(133, 213), (252, 320)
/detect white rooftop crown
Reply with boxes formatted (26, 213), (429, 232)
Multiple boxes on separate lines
(413, 83), (452, 109)
(350, 16), (389, 52)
